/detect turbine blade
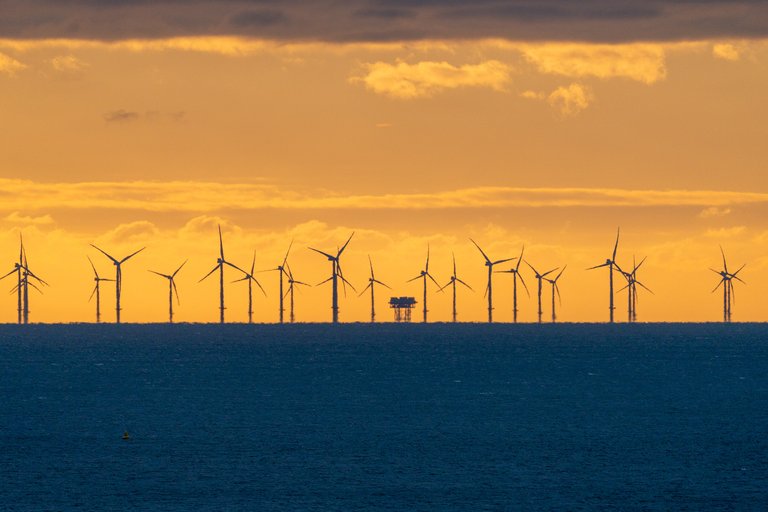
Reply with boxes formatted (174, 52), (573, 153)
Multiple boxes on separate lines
(470, 238), (491, 264)
(452, 252), (457, 277)
(88, 284), (98, 302)
(555, 283), (562, 305)
(90, 244), (118, 264)
(525, 260), (538, 275)
(518, 273), (531, 297)
(339, 273), (357, 293)
(368, 254), (374, 279)
(586, 262), (610, 270)
(456, 277), (474, 291)
(250, 251), (256, 275)
(316, 276), (333, 287)
(636, 281), (654, 294)
(172, 280), (180, 305)
(282, 239), (293, 267)
(88, 256), (99, 278)
(427, 272), (441, 290)
(358, 282), (372, 297)
(0, 267), (18, 281)
(612, 227), (620, 260)
(308, 247), (334, 259)
(218, 224), (224, 259)
(492, 257), (516, 266)
(148, 270), (170, 279)
(712, 279), (724, 293)
(251, 275), (268, 296)
(337, 232), (355, 258)
(373, 279), (392, 289)
(406, 274), (423, 283)
(553, 265), (567, 282)
(720, 245), (728, 274)
(119, 247), (146, 264)
(425, 244), (431, 272)
(223, 260), (248, 275)
(172, 259), (188, 278)
(199, 263), (221, 283)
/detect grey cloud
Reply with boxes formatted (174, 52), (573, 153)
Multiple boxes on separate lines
(104, 110), (186, 123)
(2, 1), (768, 42)
(103, 109), (140, 123)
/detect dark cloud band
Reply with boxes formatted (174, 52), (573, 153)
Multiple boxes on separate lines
(1, 0), (767, 42)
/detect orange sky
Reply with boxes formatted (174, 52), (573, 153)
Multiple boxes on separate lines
(2, 7), (768, 322)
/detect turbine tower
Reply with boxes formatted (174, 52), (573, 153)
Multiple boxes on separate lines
(495, 246), (529, 323)
(359, 255), (391, 323)
(233, 251), (267, 324)
(261, 241), (292, 323)
(309, 233), (355, 323)
(148, 260), (186, 323)
(88, 256), (114, 323)
(285, 264), (309, 323)
(199, 225), (244, 324)
(407, 245), (441, 323)
(543, 265), (566, 323)
(438, 253), (473, 323)
(470, 239), (514, 323)
(526, 261), (558, 324)
(711, 246), (745, 323)
(587, 228), (620, 323)
(91, 244), (145, 324)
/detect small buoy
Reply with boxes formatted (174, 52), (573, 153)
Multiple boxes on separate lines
(122, 431), (130, 440)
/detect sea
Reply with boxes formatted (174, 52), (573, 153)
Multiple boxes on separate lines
(2, 323), (767, 511)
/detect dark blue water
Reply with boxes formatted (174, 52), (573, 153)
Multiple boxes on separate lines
(2, 324), (767, 510)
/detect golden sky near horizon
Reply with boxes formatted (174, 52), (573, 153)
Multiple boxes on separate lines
(2, 1), (768, 322)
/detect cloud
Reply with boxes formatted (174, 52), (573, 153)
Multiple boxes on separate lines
(547, 83), (592, 116)
(3, 212), (54, 225)
(3, 179), (768, 213)
(712, 42), (742, 61)
(97, 220), (159, 244)
(704, 226), (747, 238)
(351, 59), (511, 98)
(49, 54), (87, 72)
(1, 2), (768, 43)
(0, 52), (25, 75)
(699, 206), (732, 218)
(519, 43), (667, 84)
(103, 109), (140, 123)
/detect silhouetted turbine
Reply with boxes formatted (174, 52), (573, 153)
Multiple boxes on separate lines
(1, 234), (27, 324)
(233, 251), (267, 324)
(495, 246), (530, 323)
(407, 245), (442, 323)
(285, 263), (310, 323)
(526, 261), (558, 324)
(617, 256), (652, 322)
(91, 244), (145, 324)
(88, 256), (114, 323)
(587, 228), (620, 323)
(470, 239), (514, 323)
(149, 260), (187, 323)
(439, 252), (473, 323)
(260, 241), (292, 323)
(711, 246), (745, 323)
(11, 241), (48, 324)
(543, 265), (566, 323)
(309, 233), (355, 323)
(199, 225), (245, 324)
(359, 255), (391, 323)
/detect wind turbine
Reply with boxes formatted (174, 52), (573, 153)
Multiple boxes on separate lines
(1, 235), (26, 324)
(12, 242), (48, 324)
(199, 225), (245, 324)
(438, 253), (473, 323)
(617, 256), (653, 322)
(587, 228), (620, 323)
(526, 262), (558, 324)
(233, 251), (267, 324)
(470, 239), (514, 323)
(88, 256), (114, 323)
(495, 246), (530, 323)
(711, 246), (745, 323)
(407, 245), (442, 323)
(148, 260), (187, 323)
(261, 241), (292, 323)
(309, 233), (355, 323)
(359, 255), (391, 323)
(285, 263), (310, 323)
(91, 244), (145, 324)
(543, 265), (566, 323)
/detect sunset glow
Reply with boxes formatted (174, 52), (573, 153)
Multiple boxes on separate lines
(2, 1), (768, 323)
